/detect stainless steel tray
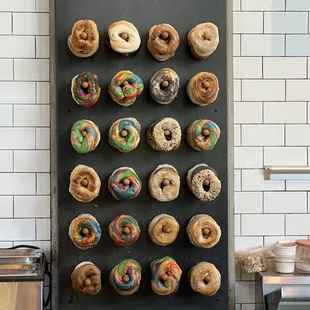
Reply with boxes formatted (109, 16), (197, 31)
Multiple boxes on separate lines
(0, 249), (46, 281)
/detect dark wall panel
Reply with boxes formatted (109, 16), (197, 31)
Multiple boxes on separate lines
(55, 1), (229, 309)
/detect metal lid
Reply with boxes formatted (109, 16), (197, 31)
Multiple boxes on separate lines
(0, 249), (46, 282)
(296, 240), (310, 248)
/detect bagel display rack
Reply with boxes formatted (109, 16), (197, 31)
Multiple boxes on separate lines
(51, 0), (234, 309)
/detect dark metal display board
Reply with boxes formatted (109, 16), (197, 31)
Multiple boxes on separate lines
(51, 0), (234, 309)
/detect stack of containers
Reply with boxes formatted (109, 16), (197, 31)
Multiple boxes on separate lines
(274, 241), (297, 274)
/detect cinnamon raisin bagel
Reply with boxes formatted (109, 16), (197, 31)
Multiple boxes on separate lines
(147, 24), (180, 61)
(69, 165), (101, 202)
(68, 19), (99, 58)
(71, 261), (101, 295)
(187, 72), (219, 106)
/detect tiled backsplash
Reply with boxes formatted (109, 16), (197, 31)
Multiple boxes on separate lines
(0, 0), (51, 308)
(0, 0), (309, 309)
(234, 0), (310, 308)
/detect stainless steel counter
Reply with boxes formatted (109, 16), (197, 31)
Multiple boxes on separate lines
(257, 262), (310, 309)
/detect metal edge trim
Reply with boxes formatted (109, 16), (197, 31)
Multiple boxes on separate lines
(50, 0), (59, 308)
(226, 0), (235, 307)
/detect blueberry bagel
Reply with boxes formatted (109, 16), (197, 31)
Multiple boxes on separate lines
(149, 68), (180, 105)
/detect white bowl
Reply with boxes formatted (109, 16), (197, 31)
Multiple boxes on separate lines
(274, 241), (297, 256)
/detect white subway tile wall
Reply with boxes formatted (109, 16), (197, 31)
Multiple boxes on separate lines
(234, 0), (310, 308)
(0, 2), (51, 308)
(0, 0), (308, 309)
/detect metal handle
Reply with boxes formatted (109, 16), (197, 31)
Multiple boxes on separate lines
(264, 166), (310, 180)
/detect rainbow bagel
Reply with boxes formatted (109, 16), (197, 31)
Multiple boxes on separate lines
(108, 167), (142, 200)
(69, 214), (102, 250)
(71, 120), (100, 154)
(187, 119), (220, 151)
(108, 70), (144, 107)
(109, 118), (141, 153)
(151, 256), (182, 296)
(109, 214), (140, 246)
(71, 72), (101, 107)
(110, 259), (142, 295)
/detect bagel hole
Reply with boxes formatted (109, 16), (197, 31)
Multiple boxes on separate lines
(162, 225), (172, 233)
(202, 81), (210, 90)
(202, 129), (210, 138)
(203, 32), (211, 41)
(123, 178), (130, 186)
(203, 179), (210, 192)
(203, 279), (209, 285)
(161, 178), (170, 187)
(82, 227), (90, 236)
(120, 130), (128, 138)
(81, 178), (88, 187)
(164, 129), (172, 141)
(161, 32), (169, 40)
(123, 275), (130, 282)
(202, 227), (210, 238)
(161, 80), (170, 89)
(123, 226), (131, 234)
(81, 32), (88, 40)
(120, 32), (129, 42)
(84, 277), (92, 286)
(81, 81), (89, 94)
(122, 80), (129, 87)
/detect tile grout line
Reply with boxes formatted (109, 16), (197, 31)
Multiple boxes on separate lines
(10, 12), (13, 36)
(263, 11), (265, 34)
(35, 218), (37, 241)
